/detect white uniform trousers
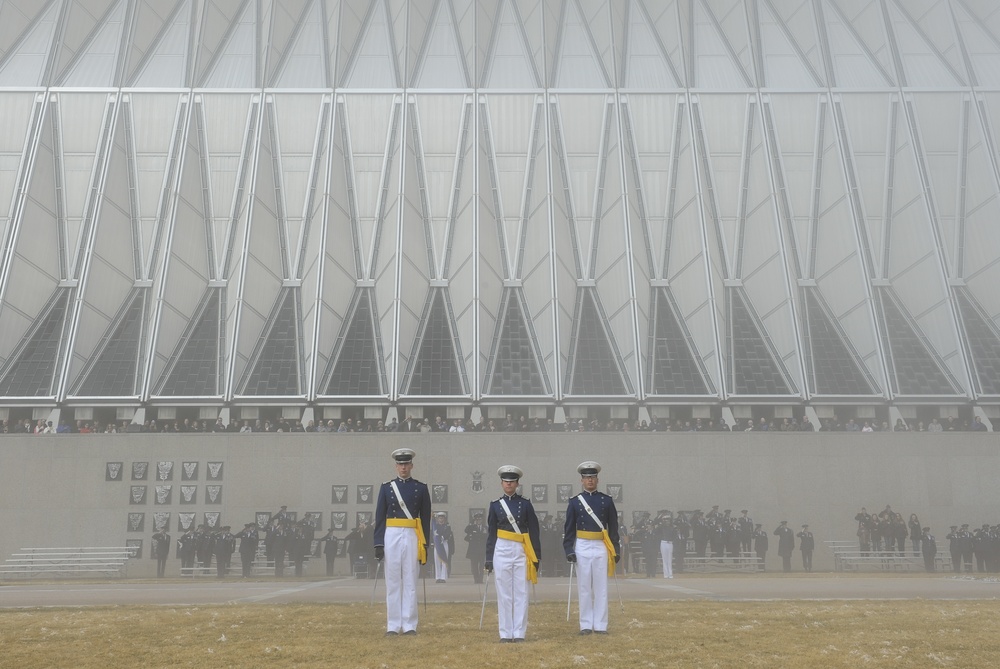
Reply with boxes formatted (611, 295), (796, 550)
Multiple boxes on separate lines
(494, 537), (529, 640)
(660, 540), (674, 578)
(575, 537), (609, 632)
(384, 526), (419, 633)
(434, 548), (449, 581)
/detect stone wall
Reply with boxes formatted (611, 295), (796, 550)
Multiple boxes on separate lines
(1, 432), (997, 576)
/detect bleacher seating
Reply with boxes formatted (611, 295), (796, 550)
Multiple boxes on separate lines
(827, 540), (952, 572)
(0, 547), (133, 578)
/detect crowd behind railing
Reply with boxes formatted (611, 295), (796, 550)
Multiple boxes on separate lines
(1, 412), (993, 434)
(852, 505), (1000, 573)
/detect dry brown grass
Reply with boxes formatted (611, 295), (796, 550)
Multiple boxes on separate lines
(3, 600), (999, 669)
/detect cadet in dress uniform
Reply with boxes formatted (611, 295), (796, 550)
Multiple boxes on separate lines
(178, 527), (197, 575)
(752, 524), (768, 571)
(464, 513), (488, 583)
(655, 511), (678, 579)
(373, 448), (431, 636)
(737, 510), (754, 554)
(214, 526), (236, 578)
(946, 525), (962, 572)
(797, 524), (814, 572)
(486, 465), (541, 643)
(152, 528), (171, 578)
(775, 521), (795, 572)
(237, 523), (259, 577)
(432, 512), (454, 583)
(563, 461), (621, 635)
(921, 527), (937, 572)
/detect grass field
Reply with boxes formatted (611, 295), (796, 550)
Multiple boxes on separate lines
(3, 599), (999, 668)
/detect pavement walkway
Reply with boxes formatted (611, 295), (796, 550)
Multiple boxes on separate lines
(1, 573), (997, 609)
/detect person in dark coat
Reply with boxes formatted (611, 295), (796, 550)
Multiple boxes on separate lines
(464, 512), (488, 583)
(946, 525), (962, 573)
(195, 524), (213, 570)
(178, 527), (197, 574)
(151, 527), (171, 578)
(320, 527), (339, 576)
(638, 517), (659, 577)
(752, 523), (768, 571)
(797, 524), (815, 572)
(236, 523), (259, 577)
(709, 519), (726, 558)
(921, 527), (937, 572)
(724, 519), (742, 557)
(690, 511), (709, 557)
(774, 521), (795, 572)
(213, 526), (235, 578)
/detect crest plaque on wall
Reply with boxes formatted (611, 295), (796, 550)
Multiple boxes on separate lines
(125, 539), (142, 559)
(106, 462), (123, 481)
(156, 461), (173, 481)
(206, 485), (222, 504)
(129, 486), (147, 505)
(127, 512), (145, 532)
(331, 485), (348, 504)
(207, 462), (223, 480)
(432, 484), (448, 504)
(154, 485), (172, 505)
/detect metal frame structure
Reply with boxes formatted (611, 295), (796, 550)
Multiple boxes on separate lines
(0, 0), (998, 425)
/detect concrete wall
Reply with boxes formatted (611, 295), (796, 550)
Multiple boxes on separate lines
(1, 432), (998, 576)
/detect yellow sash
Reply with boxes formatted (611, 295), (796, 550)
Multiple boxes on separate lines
(577, 529), (618, 577)
(387, 518), (427, 564)
(497, 529), (538, 583)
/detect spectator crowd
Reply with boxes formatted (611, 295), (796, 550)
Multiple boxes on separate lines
(0, 412), (993, 434)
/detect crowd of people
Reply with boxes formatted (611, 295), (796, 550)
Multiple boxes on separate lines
(151, 504), (344, 579)
(623, 507), (814, 575)
(853, 505), (1000, 573)
(3, 412), (994, 434)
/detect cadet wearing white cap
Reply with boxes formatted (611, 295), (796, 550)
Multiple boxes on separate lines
(374, 448), (431, 636)
(485, 465), (541, 643)
(432, 512), (454, 583)
(563, 461), (621, 635)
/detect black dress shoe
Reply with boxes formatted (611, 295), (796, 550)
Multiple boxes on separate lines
(513, 638), (525, 643)
(500, 638), (512, 643)
(594, 630), (608, 635)
(385, 631), (399, 637)
(578, 629), (593, 636)
(403, 630), (417, 636)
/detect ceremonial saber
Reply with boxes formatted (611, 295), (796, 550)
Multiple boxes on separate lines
(612, 567), (625, 614)
(479, 570), (492, 630)
(566, 562), (574, 621)
(422, 566), (428, 612)
(369, 560), (383, 606)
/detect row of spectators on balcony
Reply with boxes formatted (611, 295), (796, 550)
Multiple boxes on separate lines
(2, 413), (992, 434)
(815, 416), (989, 432)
